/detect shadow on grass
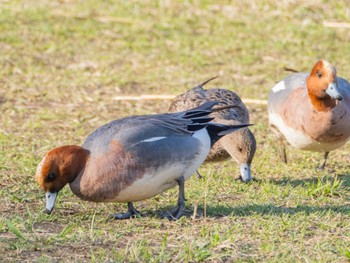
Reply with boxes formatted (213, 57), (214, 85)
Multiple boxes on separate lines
(153, 202), (350, 220)
(188, 173), (350, 218)
(201, 203), (350, 218)
(263, 173), (350, 189)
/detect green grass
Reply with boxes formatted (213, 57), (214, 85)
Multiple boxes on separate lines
(1, 0), (350, 262)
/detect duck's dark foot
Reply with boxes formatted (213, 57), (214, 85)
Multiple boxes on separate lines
(110, 202), (141, 220)
(196, 170), (203, 179)
(317, 166), (335, 173)
(318, 152), (330, 170)
(165, 200), (185, 221)
(111, 211), (135, 220)
(318, 164), (326, 170)
(165, 176), (186, 221)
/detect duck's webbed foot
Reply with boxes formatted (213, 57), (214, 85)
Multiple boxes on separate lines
(165, 176), (186, 221)
(110, 202), (141, 220)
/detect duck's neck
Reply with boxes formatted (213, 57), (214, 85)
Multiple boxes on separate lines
(60, 145), (89, 183)
(308, 92), (336, 112)
(306, 75), (337, 112)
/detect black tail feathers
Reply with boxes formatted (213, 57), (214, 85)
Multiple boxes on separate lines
(206, 123), (252, 146)
(184, 101), (239, 119)
(182, 101), (251, 136)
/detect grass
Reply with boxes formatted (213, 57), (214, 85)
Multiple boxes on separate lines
(1, 0), (350, 262)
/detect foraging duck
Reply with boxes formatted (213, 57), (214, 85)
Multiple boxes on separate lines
(35, 101), (249, 220)
(169, 77), (256, 182)
(268, 60), (350, 169)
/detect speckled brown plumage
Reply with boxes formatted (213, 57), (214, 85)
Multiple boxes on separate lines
(169, 78), (256, 181)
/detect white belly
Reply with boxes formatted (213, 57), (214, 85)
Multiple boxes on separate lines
(115, 128), (211, 202)
(269, 112), (346, 152)
(115, 163), (184, 202)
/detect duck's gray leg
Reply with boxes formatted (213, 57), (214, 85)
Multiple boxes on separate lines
(111, 202), (141, 219)
(319, 152), (330, 170)
(196, 170), (203, 179)
(166, 176), (186, 221)
(270, 124), (287, 163)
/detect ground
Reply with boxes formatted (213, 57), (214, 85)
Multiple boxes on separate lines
(1, 0), (350, 262)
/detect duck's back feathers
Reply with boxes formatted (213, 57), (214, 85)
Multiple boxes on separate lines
(83, 101), (219, 151)
(169, 85), (249, 124)
(268, 73), (310, 116)
(169, 80), (256, 182)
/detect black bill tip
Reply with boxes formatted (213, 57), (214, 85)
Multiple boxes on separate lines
(45, 208), (53, 215)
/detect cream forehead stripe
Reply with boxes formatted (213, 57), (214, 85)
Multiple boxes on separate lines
(321, 60), (336, 75)
(36, 154), (47, 178)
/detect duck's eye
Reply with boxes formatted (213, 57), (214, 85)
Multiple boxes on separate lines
(47, 172), (56, 182)
(238, 147), (243, 153)
(316, 71), (322, 78)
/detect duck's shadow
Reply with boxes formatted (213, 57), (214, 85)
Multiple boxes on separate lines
(199, 203), (350, 218)
(153, 173), (350, 219)
(263, 172), (350, 189)
(152, 202), (350, 220)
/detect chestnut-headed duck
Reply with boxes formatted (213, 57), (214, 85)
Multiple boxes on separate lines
(35, 101), (250, 220)
(169, 77), (256, 182)
(268, 60), (350, 169)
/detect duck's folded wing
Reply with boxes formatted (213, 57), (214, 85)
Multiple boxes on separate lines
(268, 72), (309, 113)
(337, 76), (350, 102)
(83, 101), (219, 151)
(128, 135), (203, 170)
(116, 101), (220, 145)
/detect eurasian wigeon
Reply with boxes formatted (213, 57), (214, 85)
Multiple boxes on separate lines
(268, 60), (350, 169)
(169, 77), (257, 182)
(35, 101), (250, 220)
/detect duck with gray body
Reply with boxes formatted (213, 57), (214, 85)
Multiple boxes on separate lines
(36, 101), (250, 220)
(169, 77), (257, 182)
(268, 60), (350, 169)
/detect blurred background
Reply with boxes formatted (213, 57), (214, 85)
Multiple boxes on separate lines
(1, 1), (350, 261)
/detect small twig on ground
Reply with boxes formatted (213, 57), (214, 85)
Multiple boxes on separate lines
(323, 21), (350, 29)
(51, 11), (137, 24)
(113, 95), (267, 105)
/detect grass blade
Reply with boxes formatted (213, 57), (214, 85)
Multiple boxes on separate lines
(58, 223), (77, 238)
(6, 220), (26, 240)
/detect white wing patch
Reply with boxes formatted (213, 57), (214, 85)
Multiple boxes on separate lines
(141, 136), (167, 142)
(272, 81), (286, 93)
(187, 128), (211, 178)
